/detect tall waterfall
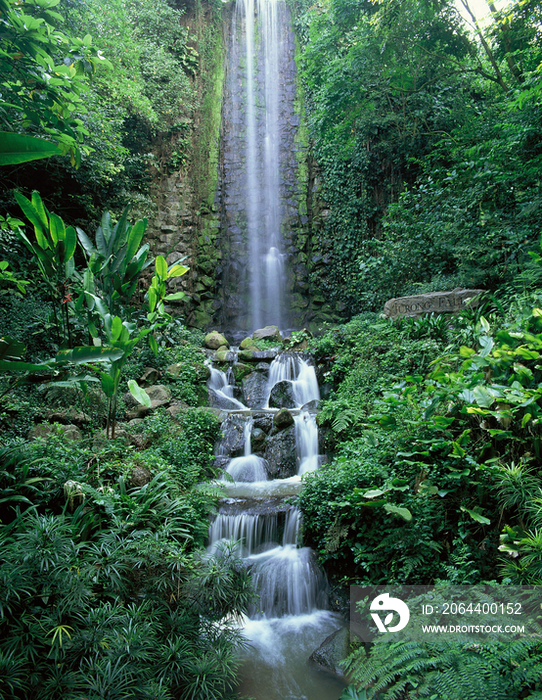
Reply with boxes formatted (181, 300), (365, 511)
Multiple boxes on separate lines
(219, 0), (298, 332)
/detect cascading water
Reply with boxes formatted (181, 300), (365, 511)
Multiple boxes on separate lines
(219, 0), (297, 332)
(211, 0), (346, 693)
(207, 355), (346, 699)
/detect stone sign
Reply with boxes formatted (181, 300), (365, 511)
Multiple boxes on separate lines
(384, 288), (485, 319)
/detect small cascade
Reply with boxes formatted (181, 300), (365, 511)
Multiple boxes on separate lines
(295, 411), (319, 475)
(206, 351), (345, 699)
(208, 365), (246, 410)
(265, 354), (320, 408)
(209, 513), (279, 557)
(224, 417), (268, 482)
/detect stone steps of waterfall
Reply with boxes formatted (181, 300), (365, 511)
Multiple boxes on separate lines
(218, 497), (294, 515)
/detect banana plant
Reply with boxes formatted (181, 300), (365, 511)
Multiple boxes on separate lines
(14, 190), (77, 347)
(76, 207), (152, 318)
(82, 255), (189, 438)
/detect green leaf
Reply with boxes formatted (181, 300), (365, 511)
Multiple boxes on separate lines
(148, 333), (158, 356)
(110, 316), (123, 343)
(55, 346), (123, 364)
(0, 360), (51, 372)
(155, 255), (168, 280)
(384, 504), (412, 521)
(0, 336), (26, 360)
(164, 291), (186, 301)
(100, 373), (115, 397)
(14, 191), (47, 241)
(127, 379), (151, 407)
(473, 386), (494, 408)
(63, 226), (77, 262)
(0, 132), (64, 165)
(167, 263), (189, 278)
(460, 506), (490, 525)
(125, 218), (147, 263)
(361, 487), (389, 499)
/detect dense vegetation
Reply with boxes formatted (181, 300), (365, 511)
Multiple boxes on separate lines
(291, 0), (542, 313)
(2, 0), (542, 697)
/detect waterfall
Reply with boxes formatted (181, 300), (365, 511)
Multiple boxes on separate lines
(220, 0), (296, 332)
(208, 366), (246, 410)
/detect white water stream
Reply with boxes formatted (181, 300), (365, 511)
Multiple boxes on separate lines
(207, 354), (346, 699)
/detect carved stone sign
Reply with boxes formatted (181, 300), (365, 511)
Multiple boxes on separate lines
(384, 288), (485, 320)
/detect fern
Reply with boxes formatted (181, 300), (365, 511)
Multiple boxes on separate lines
(344, 635), (542, 700)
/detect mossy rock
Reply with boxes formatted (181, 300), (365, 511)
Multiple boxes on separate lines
(204, 330), (230, 349)
(240, 336), (258, 350)
(194, 310), (214, 329)
(232, 362), (252, 382)
(216, 349), (229, 362)
(238, 349), (254, 362)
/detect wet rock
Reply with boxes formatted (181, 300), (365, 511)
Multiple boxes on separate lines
(242, 372), (268, 409)
(251, 427), (266, 451)
(217, 414), (249, 457)
(238, 349), (254, 362)
(274, 408), (294, 430)
(232, 362), (252, 382)
(216, 349), (229, 362)
(263, 424), (297, 478)
(205, 330), (230, 349)
(268, 380), (296, 409)
(251, 350), (279, 361)
(301, 399), (320, 413)
(309, 627), (351, 678)
(252, 412), (274, 433)
(253, 325), (282, 343)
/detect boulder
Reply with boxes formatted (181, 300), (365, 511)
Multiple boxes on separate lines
(263, 424), (297, 478)
(215, 349), (230, 363)
(129, 466), (152, 487)
(216, 414), (249, 457)
(240, 337), (258, 350)
(205, 330), (230, 349)
(45, 408), (90, 426)
(253, 325), (282, 343)
(252, 412), (274, 434)
(274, 408), (294, 430)
(309, 627), (351, 678)
(167, 401), (190, 419)
(30, 423), (82, 441)
(300, 399), (320, 413)
(268, 380), (297, 409)
(384, 288), (485, 319)
(145, 385), (172, 403)
(242, 372), (269, 409)
(139, 367), (161, 387)
(250, 427), (266, 451)
(232, 362), (252, 382)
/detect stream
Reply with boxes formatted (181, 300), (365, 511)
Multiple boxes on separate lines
(207, 354), (347, 699)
